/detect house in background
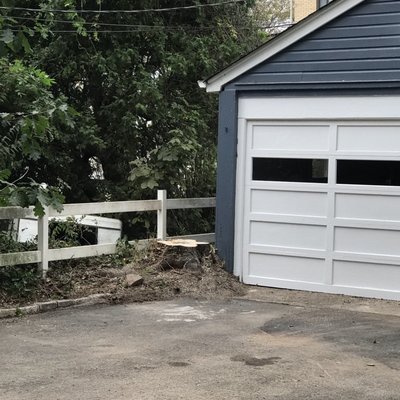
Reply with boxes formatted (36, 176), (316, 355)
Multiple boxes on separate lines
(292, 0), (334, 22)
(201, 0), (400, 301)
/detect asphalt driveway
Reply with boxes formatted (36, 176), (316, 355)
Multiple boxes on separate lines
(1, 291), (399, 400)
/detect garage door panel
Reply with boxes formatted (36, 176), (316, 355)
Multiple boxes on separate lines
(251, 189), (328, 216)
(334, 227), (400, 257)
(248, 253), (325, 283)
(250, 221), (326, 250)
(252, 124), (329, 151)
(337, 125), (400, 152)
(238, 112), (400, 300)
(335, 193), (400, 221)
(333, 261), (400, 291)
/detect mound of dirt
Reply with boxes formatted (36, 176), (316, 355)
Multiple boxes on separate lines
(0, 241), (247, 308)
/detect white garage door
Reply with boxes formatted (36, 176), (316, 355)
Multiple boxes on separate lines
(235, 97), (400, 300)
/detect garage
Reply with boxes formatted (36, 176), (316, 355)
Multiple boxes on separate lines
(201, 0), (400, 300)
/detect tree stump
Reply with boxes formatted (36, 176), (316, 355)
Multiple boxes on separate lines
(157, 239), (210, 273)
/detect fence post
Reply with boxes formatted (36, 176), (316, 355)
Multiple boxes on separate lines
(37, 206), (49, 278)
(157, 190), (167, 240)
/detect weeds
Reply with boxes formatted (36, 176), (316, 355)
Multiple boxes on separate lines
(0, 264), (40, 300)
(0, 231), (39, 302)
(49, 217), (96, 249)
(0, 232), (36, 253)
(0, 218), (94, 302)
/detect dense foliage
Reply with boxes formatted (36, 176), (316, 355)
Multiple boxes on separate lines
(0, 58), (74, 215)
(0, 4), (75, 215)
(0, 0), (286, 232)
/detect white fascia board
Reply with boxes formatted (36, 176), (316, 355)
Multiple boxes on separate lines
(238, 96), (400, 120)
(205, 0), (365, 93)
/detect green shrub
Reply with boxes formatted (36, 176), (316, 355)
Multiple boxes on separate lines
(49, 217), (96, 248)
(0, 264), (40, 299)
(0, 231), (37, 254)
(0, 232), (39, 299)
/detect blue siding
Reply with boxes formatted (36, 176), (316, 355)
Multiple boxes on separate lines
(232, 0), (400, 90)
(215, 89), (237, 273)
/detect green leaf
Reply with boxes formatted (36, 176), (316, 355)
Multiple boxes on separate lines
(1, 28), (14, 44)
(141, 179), (158, 189)
(0, 42), (7, 56)
(21, 118), (33, 136)
(9, 189), (30, 208)
(33, 201), (45, 217)
(18, 31), (31, 53)
(34, 115), (49, 136)
(36, 189), (51, 208)
(0, 169), (11, 181)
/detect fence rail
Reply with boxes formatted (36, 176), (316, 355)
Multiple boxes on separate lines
(48, 199), (162, 216)
(0, 190), (216, 276)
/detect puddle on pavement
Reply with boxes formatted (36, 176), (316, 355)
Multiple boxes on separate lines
(168, 361), (191, 367)
(231, 355), (281, 366)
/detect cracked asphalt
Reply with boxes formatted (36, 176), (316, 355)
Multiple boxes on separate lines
(1, 291), (399, 399)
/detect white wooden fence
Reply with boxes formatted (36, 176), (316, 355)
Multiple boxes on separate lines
(0, 190), (216, 277)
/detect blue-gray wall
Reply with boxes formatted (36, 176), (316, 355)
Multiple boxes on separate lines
(215, 89), (237, 272)
(216, 0), (400, 273)
(231, 0), (400, 91)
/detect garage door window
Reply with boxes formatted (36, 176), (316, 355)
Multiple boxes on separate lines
(337, 160), (400, 186)
(253, 158), (328, 183)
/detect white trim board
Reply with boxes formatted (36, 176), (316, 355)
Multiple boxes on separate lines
(202, 0), (365, 93)
(238, 96), (400, 120)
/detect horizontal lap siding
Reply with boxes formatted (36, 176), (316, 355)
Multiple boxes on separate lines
(233, 0), (400, 88)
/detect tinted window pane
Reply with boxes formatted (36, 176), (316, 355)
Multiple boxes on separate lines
(253, 158), (328, 183)
(337, 160), (400, 186)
